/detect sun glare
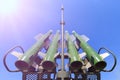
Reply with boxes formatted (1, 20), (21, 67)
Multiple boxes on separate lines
(0, 0), (18, 15)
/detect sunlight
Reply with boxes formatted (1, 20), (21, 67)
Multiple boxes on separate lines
(0, 0), (18, 16)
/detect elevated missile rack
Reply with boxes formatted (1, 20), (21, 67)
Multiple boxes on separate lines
(3, 6), (117, 80)
(21, 54), (101, 80)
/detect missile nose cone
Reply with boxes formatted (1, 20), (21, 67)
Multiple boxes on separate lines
(72, 30), (76, 34)
(49, 29), (53, 33)
(65, 31), (68, 33)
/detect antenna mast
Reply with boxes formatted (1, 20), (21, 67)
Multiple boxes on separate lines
(60, 5), (65, 71)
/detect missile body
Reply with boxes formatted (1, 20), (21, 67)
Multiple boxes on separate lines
(65, 31), (82, 71)
(72, 31), (106, 70)
(15, 30), (52, 70)
(42, 30), (60, 70)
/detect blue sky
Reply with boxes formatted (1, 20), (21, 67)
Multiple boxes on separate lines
(0, 0), (120, 80)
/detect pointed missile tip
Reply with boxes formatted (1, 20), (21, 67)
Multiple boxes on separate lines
(49, 29), (53, 33)
(65, 31), (68, 33)
(72, 30), (76, 34)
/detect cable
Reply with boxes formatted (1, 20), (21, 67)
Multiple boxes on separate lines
(3, 46), (24, 72)
(98, 47), (117, 72)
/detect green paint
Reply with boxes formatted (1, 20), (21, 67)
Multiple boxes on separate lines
(16, 30), (52, 69)
(43, 30), (60, 62)
(65, 31), (82, 70)
(72, 31), (106, 70)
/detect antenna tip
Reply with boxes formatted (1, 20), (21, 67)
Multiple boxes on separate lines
(61, 4), (64, 10)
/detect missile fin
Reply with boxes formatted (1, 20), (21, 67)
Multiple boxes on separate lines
(74, 40), (80, 50)
(70, 35), (76, 41)
(81, 35), (90, 42)
(50, 34), (60, 40)
(32, 62), (39, 70)
(49, 34), (54, 39)
(85, 62), (92, 69)
(54, 52), (60, 58)
(79, 52), (86, 58)
(38, 52), (46, 58)
(11, 51), (23, 58)
(34, 33), (43, 40)
(100, 52), (110, 59)
(43, 39), (50, 50)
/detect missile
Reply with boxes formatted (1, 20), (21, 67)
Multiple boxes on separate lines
(15, 30), (52, 70)
(42, 30), (60, 70)
(65, 31), (82, 72)
(72, 31), (107, 70)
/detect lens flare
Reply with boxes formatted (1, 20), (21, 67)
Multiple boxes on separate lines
(0, 0), (18, 16)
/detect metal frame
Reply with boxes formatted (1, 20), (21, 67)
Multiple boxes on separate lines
(22, 72), (100, 80)
(22, 55), (101, 80)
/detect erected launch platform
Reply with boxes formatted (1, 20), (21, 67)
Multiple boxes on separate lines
(3, 6), (117, 80)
